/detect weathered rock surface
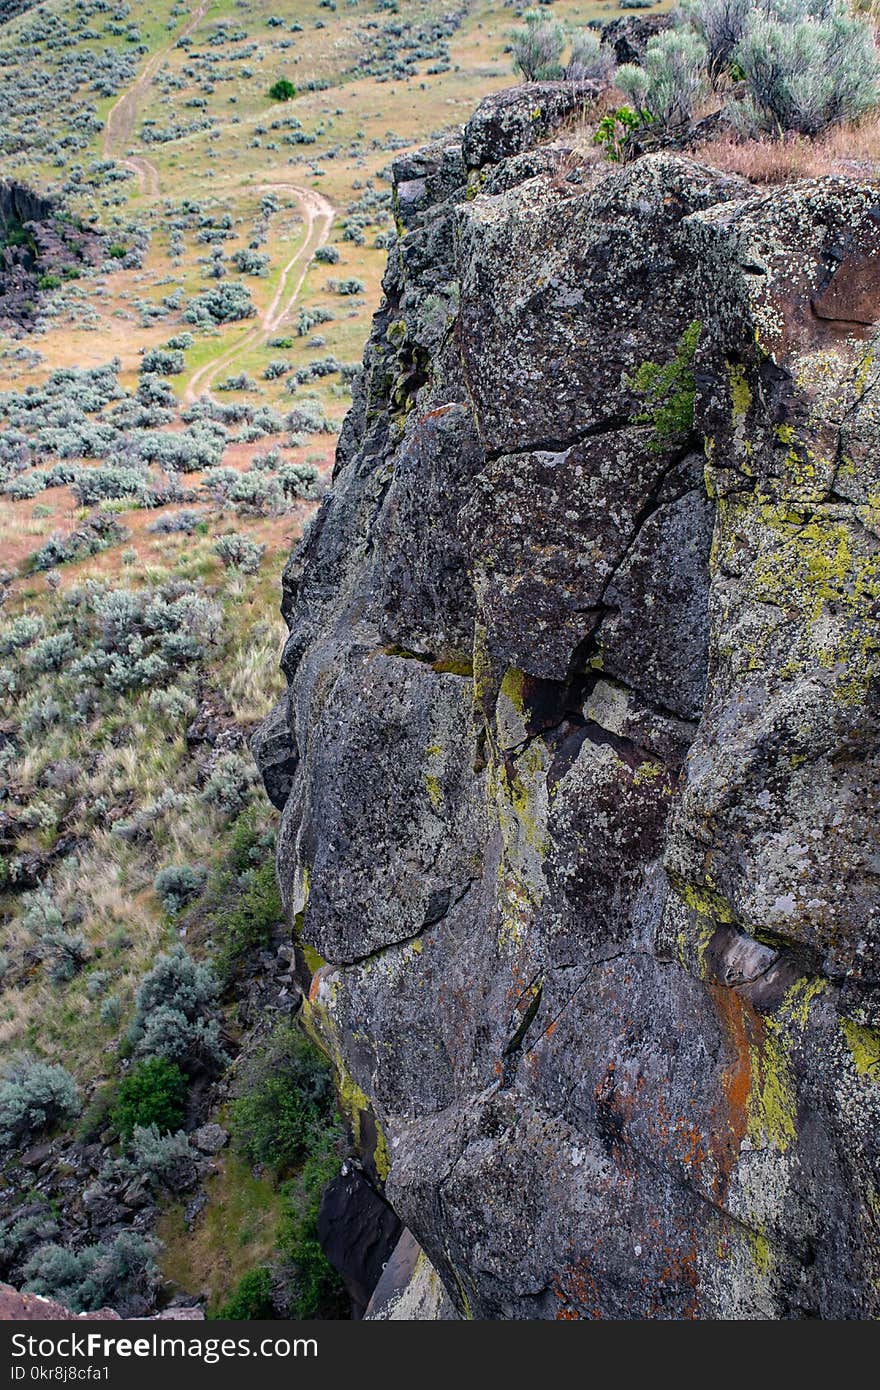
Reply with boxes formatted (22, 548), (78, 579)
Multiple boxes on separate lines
(364, 1231), (459, 1321)
(257, 86), (880, 1319)
(0, 182), (106, 330)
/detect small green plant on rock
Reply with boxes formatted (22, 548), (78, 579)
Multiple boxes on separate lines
(592, 107), (644, 161)
(626, 320), (703, 454)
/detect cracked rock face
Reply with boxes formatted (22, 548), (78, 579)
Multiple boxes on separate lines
(256, 89), (880, 1319)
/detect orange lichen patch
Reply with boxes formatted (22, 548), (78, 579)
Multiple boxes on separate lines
(709, 984), (760, 1197)
(551, 1256), (603, 1321)
(308, 963), (332, 1004)
(673, 1118), (710, 1177)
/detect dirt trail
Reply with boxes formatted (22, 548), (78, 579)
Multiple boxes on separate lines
(182, 184), (335, 404)
(102, 6), (337, 402)
(103, 0), (210, 169)
(122, 156), (160, 196)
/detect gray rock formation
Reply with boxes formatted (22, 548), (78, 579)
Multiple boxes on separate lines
(256, 86), (880, 1319)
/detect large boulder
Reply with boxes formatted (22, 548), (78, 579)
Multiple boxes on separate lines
(256, 111), (880, 1318)
(461, 82), (600, 170)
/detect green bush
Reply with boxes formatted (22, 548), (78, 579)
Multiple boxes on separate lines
(269, 78), (296, 101)
(196, 812), (282, 981)
(112, 1058), (187, 1140)
(230, 1024), (336, 1173)
(76, 1083), (118, 1143)
(216, 1266), (274, 1319)
(216, 856), (280, 979)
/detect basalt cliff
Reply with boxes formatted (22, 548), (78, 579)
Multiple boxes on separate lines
(254, 86), (880, 1320)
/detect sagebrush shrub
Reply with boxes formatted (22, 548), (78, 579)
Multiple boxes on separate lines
(21, 1233), (157, 1316)
(511, 11), (565, 81)
(565, 29), (616, 83)
(184, 280), (255, 325)
(0, 1056), (80, 1151)
(129, 946), (227, 1074)
(213, 533), (265, 574)
(734, 1), (880, 135)
(679, 0), (751, 86)
(616, 28), (708, 131)
(153, 864), (206, 914)
(202, 750), (260, 817)
(130, 1124), (197, 1190)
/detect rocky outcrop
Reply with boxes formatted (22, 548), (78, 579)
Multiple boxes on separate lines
(0, 181), (106, 329)
(256, 85), (880, 1318)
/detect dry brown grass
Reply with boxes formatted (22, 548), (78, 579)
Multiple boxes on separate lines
(694, 115), (880, 185)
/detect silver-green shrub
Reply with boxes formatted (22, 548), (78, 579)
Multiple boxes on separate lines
(0, 1055), (80, 1151)
(734, 0), (880, 134)
(511, 11), (566, 81)
(565, 28), (616, 84)
(616, 28), (709, 131)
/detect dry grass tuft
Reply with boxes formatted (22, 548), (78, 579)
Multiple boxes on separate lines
(694, 115), (880, 184)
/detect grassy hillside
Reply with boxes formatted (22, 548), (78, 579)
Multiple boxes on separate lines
(0, 0), (636, 1316)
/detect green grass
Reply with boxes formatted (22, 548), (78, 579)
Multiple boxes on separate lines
(157, 1147), (284, 1315)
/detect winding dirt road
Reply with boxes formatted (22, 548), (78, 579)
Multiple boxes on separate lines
(103, 1), (210, 165)
(102, 4), (336, 403)
(182, 184), (335, 403)
(121, 155), (161, 197)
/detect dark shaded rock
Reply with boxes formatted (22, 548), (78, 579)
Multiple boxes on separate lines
(317, 1166), (402, 1318)
(600, 13), (671, 66)
(19, 1142), (54, 1170)
(250, 697), (297, 810)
